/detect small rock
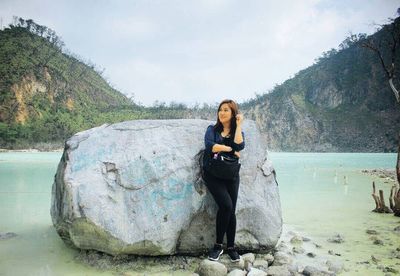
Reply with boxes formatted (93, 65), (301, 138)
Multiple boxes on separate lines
(276, 242), (288, 251)
(255, 253), (264, 260)
(360, 260), (370, 264)
(314, 243), (322, 248)
(266, 265), (291, 276)
(383, 266), (399, 273)
(391, 249), (400, 259)
(292, 246), (305, 254)
(263, 253), (274, 265)
(247, 267), (267, 276)
(366, 229), (378, 235)
(302, 265), (334, 276)
(306, 252), (316, 258)
(227, 269), (247, 276)
(245, 261), (252, 272)
(273, 252), (293, 266)
(328, 250), (334, 255)
(242, 253), (255, 264)
(326, 260), (344, 273)
(253, 259), (269, 271)
(371, 255), (381, 263)
(0, 232), (17, 240)
(394, 226), (400, 233)
(286, 263), (300, 274)
(196, 259), (227, 276)
(220, 255), (245, 272)
(290, 236), (303, 244)
(302, 237), (311, 242)
(373, 239), (384, 245)
(327, 234), (344, 243)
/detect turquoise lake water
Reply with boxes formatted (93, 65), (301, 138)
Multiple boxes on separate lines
(0, 152), (399, 275)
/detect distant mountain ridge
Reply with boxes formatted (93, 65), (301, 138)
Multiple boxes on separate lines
(0, 17), (399, 152)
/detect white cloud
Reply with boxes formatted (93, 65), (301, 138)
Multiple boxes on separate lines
(106, 17), (159, 39)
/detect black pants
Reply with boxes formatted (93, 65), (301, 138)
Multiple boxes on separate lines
(203, 169), (240, 248)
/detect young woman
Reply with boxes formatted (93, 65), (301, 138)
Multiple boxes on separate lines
(202, 99), (245, 262)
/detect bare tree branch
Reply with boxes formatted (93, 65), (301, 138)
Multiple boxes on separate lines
(361, 17), (400, 103)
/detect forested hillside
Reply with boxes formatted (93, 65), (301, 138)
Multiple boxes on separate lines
(0, 18), (137, 148)
(0, 18), (219, 149)
(241, 18), (400, 152)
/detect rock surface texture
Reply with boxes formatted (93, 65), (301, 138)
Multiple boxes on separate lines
(51, 119), (282, 255)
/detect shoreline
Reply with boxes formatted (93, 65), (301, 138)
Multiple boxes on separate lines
(67, 224), (349, 275)
(66, 221), (400, 275)
(361, 169), (397, 184)
(0, 148), (64, 152)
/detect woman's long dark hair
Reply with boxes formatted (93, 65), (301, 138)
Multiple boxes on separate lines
(214, 99), (239, 137)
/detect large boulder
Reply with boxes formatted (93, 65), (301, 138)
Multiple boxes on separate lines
(51, 119), (282, 256)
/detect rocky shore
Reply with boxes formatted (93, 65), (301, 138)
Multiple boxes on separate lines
(72, 226), (350, 275)
(71, 220), (400, 275)
(0, 142), (64, 152)
(0, 148), (63, 152)
(4, 222), (400, 275)
(361, 169), (397, 184)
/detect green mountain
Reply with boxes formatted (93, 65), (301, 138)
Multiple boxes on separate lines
(0, 18), (219, 150)
(0, 18), (147, 149)
(241, 18), (400, 152)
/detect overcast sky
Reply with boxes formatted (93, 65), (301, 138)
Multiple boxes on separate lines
(1, 0), (399, 106)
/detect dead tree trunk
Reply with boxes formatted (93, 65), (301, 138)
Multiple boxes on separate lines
(389, 78), (400, 102)
(372, 182), (381, 211)
(397, 134), (400, 186)
(389, 185), (400, 216)
(393, 134), (400, 216)
(371, 135), (400, 215)
(371, 181), (393, 213)
(362, 17), (400, 216)
(379, 190), (392, 213)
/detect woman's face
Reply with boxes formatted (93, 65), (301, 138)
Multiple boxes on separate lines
(218, 103), (233, 125)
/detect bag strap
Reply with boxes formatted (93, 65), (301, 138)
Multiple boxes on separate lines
(212, 127), (217, 156)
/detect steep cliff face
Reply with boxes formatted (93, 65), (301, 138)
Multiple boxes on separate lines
(242, 20), (400, 152)
(244, 94), (326, 152)
(243, 75), (399, 152)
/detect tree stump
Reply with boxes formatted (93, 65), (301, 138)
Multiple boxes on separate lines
(389, 185), (400, 216)
(395, 134), (400, 217)
(372, 182), (380, 211)
(371, 181), (392, 213)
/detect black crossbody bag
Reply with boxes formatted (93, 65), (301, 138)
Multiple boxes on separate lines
(207, 131), (241, 180)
